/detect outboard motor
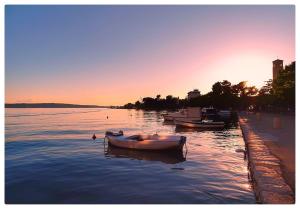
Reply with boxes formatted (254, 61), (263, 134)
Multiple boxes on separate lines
(180, 136), (188, 157)
(180, 136), (187, 145)
(105, 131), (113, 136)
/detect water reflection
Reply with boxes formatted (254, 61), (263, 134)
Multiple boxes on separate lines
(105, 144), (186, 164)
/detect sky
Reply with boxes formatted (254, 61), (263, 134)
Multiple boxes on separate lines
(5, 5), (295, 106)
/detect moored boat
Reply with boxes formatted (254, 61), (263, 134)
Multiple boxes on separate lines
(162, 107), (202, 121)
(218, 110), (232, 118)
(105, 131), (186, 151)
(162, 109), (186, 121)
(174, 119), (225, 128)
(162, 113), (176, 121)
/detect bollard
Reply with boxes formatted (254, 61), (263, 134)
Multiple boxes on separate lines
(273, 117), (281, 129)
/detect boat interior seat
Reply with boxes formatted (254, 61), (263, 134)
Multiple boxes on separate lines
(105, 131), (124, 136)
(127, 135), (144, 141)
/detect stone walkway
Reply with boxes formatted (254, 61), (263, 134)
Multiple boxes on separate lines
(239, 112), (295, 204)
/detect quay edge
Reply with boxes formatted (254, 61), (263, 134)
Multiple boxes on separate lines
(238, 114), (295, 204)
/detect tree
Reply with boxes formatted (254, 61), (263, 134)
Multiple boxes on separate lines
(245, 86), (258, 96)
(122, 61), (295, 112)
(212, 82), (223, 96)
(210, 80), (235, 109)
(273, 61), (295, 109)
(232, 81), (247, 97)
(221, 80), (232, 95)
(259, 80), (273, 96)
(165, 95), (180, 109)
(124, 103), (135, 109)
(135, 101), (141, 109)
(255, 80), (275, 111)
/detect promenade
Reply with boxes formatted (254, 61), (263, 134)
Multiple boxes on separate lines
(239, 111), (295, 203)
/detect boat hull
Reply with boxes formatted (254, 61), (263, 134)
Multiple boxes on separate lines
(106, 134), (186, 151)
(163, 115), (202, 122)
(162, 108), (202, 122)
(174, 119), (225, 128)
(106, 144), (186, 164)
(173, 116), (202, 121)
(162, 114), (174, 121)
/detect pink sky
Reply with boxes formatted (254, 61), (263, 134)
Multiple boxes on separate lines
(6, 6), (295, 105)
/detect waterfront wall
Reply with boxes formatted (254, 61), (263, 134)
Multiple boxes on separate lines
(239, 116), (294, 204)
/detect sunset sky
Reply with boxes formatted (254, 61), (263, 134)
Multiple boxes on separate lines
(5, 5), (295, 106)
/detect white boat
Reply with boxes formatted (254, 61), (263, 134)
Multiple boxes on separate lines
(105, 131), (186, 151)
(218, 110), (232, 119)
(174, 119), (225, 128)
(162, 107), (202, 121)
(162, 109), (186, 121)
(162, 114), (175, 121)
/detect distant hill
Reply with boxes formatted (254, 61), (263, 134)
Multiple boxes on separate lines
(5, 103), (110, 108)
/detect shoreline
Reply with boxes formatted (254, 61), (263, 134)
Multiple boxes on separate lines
(239, 112), (295, 204)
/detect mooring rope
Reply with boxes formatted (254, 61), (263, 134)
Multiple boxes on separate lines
(184, 141), (188, 158)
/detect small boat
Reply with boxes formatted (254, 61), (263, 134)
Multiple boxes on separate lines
(201, 107), (220, 120)
(162, 109), (186, 121)
(162, 113), (175, 121)
(218, 110), (232, 118)
(105, 131), (186, 151)
(174, 119), (225, 128)
(162, 107), (202, 122)
(202, 107), (218, 116)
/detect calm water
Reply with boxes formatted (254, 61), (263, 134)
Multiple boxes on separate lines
(5, 108), (256, 204)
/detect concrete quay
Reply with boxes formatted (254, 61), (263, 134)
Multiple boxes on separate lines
(239, 111), (295, 204)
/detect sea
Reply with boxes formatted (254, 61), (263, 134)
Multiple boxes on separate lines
(5, 108), (256, 204)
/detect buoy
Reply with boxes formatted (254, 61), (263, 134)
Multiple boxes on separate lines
(92, 134), (96, 140)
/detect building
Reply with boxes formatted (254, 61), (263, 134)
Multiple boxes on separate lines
(273, 59), (283, 80)
(187, 89), (201, 100)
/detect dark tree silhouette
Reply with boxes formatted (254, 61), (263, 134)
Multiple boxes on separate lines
(123, 61), (295, 112)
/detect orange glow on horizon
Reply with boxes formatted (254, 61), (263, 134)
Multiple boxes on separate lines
(5, 49), (295, 106)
